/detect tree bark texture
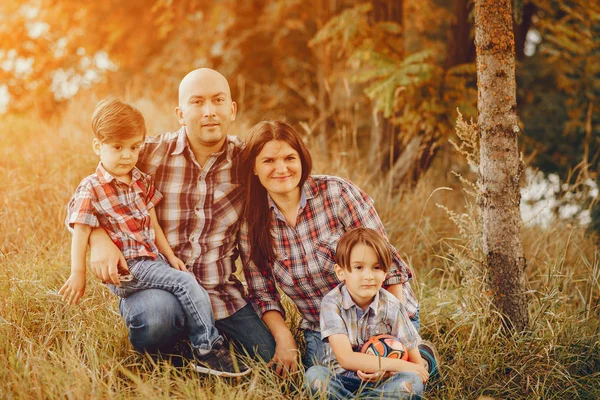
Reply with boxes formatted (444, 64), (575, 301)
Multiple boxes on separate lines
(474, 0), (528, 331)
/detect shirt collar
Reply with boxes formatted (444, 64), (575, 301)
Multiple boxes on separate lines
(268, 189), (307, 221)
(95, 162), (143, 186)
(267, 176), (316, 221)
(170, 127), (188, 156)
(171, 126), (241, 163)
(340, 283), (380, 314)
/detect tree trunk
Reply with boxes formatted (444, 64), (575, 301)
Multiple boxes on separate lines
(474, 0), (528, 331)
(368, 0), (402, 173)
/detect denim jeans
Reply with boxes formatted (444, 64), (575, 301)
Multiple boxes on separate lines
(115, 279), (275, 361)
(305, 365), (423, 400)
(215, 304), (276, 362)
(304, 329), (325, 368)
(109, 255), (220, 352)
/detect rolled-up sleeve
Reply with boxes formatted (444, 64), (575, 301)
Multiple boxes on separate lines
(336, 180), (412, 286)
(66, 181), (100, 229)
(239, 221), (285, 319)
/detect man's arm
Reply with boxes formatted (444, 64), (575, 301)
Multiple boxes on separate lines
(88, 227), (128, 285)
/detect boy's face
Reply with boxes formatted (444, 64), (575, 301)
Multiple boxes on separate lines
(93, 132), (144, 183)
(335, 243), (386, 310)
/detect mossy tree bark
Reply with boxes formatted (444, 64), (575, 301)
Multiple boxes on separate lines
(474, 0), (529, 331)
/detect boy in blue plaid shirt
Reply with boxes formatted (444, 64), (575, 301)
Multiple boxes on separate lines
(305, 228), (433, 399)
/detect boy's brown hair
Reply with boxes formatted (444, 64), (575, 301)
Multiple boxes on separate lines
(91, 96), (146, 142)
(335, 228), (392, 273)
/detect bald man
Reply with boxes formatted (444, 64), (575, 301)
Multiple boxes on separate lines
(87, 68), (276, 372)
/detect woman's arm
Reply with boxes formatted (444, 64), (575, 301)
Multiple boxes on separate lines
(262, 310), (299, 376)
(386, 283), (405, 303)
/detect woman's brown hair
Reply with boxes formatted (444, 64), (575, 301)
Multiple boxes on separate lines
(241, 120), (312, 273)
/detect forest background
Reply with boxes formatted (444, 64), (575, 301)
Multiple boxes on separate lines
(0, 0), (599, 399)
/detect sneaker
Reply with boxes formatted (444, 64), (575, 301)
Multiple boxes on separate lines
(418, 340), (440, 380)
(193, 344), (252, 378)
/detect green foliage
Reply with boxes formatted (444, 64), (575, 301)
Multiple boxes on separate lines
(309, 3), (372, 49)
(352, 49), (438, 118)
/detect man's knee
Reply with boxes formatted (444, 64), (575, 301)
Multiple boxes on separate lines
(119, 289), (186, 352)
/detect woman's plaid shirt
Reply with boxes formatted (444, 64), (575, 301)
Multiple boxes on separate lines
(240, 175), (418, 332)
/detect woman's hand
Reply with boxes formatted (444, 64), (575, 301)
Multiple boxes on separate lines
(268, 332), (299, 377)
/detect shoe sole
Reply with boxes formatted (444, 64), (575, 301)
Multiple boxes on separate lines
(193, 363), (252, 378)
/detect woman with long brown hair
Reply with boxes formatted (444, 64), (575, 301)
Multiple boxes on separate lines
(238, 120), (432, 376)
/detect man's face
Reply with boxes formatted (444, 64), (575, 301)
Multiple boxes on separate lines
(175, 70), (237, 149)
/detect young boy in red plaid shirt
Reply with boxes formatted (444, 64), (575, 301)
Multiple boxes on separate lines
(59, 97), (249, 377)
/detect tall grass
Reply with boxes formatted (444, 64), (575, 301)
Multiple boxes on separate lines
(1, 99), (598, 399)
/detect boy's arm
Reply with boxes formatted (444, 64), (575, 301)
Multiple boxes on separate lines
(328, 334), (429, 383)
(149, 208), (186, 271)
(59, 224), (92, 305)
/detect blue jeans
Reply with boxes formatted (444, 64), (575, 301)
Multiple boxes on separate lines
(304, 329), (325, 368)
(305, 365), (423, 400)
(115, 281), (275, 361)
(303, 308), (421, 368)
(109, 255), (220, 352)
(215, 304), (276, 362)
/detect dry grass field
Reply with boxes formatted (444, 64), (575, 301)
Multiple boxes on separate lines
(1, 97), (599, 399)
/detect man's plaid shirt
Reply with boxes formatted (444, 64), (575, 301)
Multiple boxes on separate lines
(240, 175), (418, 332)
(136, 128), (247, 320)
(67, 163), (163, 260)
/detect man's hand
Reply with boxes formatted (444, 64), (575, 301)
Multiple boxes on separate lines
(167, 255), (187, 271)
(59, 273), (86, 305)
(89, 228), (128, 285)
(267, 333), (299, 377)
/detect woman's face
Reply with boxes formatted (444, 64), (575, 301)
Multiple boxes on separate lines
(254, 140), (302, 198)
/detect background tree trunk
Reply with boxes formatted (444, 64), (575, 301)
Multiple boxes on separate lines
(475, 0), (529, 331)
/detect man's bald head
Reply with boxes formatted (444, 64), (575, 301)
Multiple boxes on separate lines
(178, 68), (232, 106)
(175, 68), (237, 152)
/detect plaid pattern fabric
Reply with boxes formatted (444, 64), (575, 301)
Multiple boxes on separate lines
(320, 284), (421, 375)
(240, 175), (417, 331)
(67, 163), (163, 260)
(136, 128), (247, 320)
